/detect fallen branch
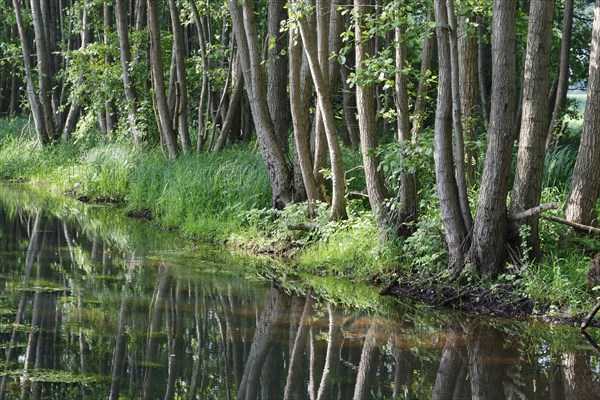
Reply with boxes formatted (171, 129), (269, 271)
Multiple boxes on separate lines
(542, 215), (600, 235)
(509, 202), (560, 221)
(581, 299), (600, 331)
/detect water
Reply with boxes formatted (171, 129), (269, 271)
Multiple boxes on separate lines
(0, 183), (599, 400)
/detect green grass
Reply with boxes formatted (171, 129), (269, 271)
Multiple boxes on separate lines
(0, 117), (270, 240)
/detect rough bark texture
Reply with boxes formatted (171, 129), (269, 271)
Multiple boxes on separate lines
(355, 0), (389, 234)
(565, 0), (600, 226)
(509, 0), (554, 259)
(469, 0), (517, 277)
(447, 0), (473, 232)
(267, 0), (291, 154)
(289, 30), (322, 206)
(458, 14), (480, 185)
(226, 0), (293, 209)
(434, 0), (468, 276)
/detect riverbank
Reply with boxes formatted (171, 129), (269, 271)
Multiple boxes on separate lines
(0, 117), (597, 325)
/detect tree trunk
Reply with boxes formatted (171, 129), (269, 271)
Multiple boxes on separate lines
(189, 2), (209, 151)
(267, 0), (291, 154)
(395, 20), (418, 238)
(565, 0), (600, 226)
(547, 0), (575, 149)
(446, 0), (473, 231)
(290, 29), (322, 208)
(469, 0), (517, 277)
(226, 0), (293, 209)
(477, 13), (491, 130)
(458, 13), (480, 185)
(509, 0), (554, 260)
(168, 0), (191, 154)
(147, 0), (179, 158)
(434, 0), (468, 277)
(115, 0), (140, 145)
(411, 11), (434, 139)
(295, 1), (347, 219)
(355, 0), (388, 233)
(13, 0), (49, 144)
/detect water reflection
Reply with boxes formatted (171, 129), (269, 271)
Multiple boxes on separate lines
(0, 185), (599, 399)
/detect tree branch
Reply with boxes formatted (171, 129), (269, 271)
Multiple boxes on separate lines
(509, 202), (560, 221)
(542, 215), (600, 235)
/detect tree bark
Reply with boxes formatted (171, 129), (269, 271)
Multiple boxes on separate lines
(147, 0), (179, 158)
(226, 0), (293, 209)
(434, 0), (469, 277)
(296, 1), (347, 219)
(447, 0), (473, 232)
(509, 0), (554, 260)
(14, 0), (51, 144)
(394, 19), (418, 238)
(458, 13), (480, 185)
(267, 0), (291, 154)
(565, 0), (600, 227)
(168, 0), (191, 154)
(115, 0), (140, 145)
(469, 0), (517, 277)
(289, 28), (322, 208)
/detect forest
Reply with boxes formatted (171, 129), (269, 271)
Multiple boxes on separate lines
(1, 0), (600, 320)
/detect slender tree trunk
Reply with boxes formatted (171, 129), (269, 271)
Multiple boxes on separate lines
(565, 0), (600, 226)
(434, 0), (468, 277)
(290, 29), (322, 208)
(115, 0), (140, 144)
(477, 14), (491, 130)
(411, 11), (434, 139)
(509, 0), (554, 260)
(447, 0), (473, 231)
(546, 0), (574, 149)
(14, 0), (51, 143)
(147, 0), (178, 158)
(189, 2), (209, 151)
(214, 60), (244, 151)
(168, 0), (191, 154)
(395, 20), (418, 238)
(355, 0), (388, 233)
(226, 0), (293, 208)
(469, 0), (517, 277)
(296, 2), (347, 219)
(267, 0), (291, 154)
(458, 13), (480, 185)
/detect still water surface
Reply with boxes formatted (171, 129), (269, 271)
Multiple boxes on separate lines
(0, 184), (599, 399)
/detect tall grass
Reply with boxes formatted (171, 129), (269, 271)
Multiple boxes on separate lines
(127, 146), (270, 238)
(0, 118), (270, 239)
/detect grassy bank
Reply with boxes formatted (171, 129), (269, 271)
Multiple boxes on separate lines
(0, 117), (598, 321)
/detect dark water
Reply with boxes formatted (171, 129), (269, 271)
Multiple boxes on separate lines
(0, 184), (599, 400)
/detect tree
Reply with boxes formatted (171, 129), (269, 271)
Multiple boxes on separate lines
(292, 0), (347, 219)
(147, 0), (179, 158)
(354, 0), (388, 231)
(469, 0), (517, 277)
(565, 0), (600, 227)
(115, 0), (140, 145)
(226, 0), (293, 209)
(509, 0), (554, 259)
(433, 0), (469, 276)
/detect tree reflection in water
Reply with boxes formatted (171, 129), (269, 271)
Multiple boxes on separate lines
(0, 188), (599, 399)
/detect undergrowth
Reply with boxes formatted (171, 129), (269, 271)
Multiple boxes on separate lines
(0, 115), (597, 319)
